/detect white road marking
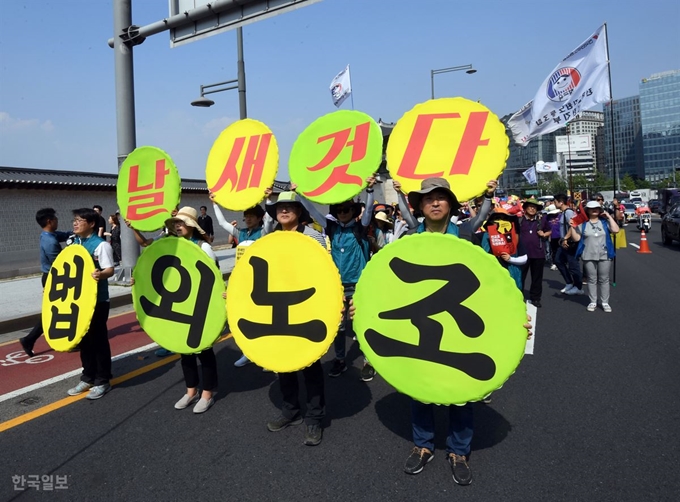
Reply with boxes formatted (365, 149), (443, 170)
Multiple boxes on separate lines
(630, 243), (640, 249)
(0, 342), (159, 404)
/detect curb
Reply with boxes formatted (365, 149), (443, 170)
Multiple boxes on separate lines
(0, 271), (232, 336)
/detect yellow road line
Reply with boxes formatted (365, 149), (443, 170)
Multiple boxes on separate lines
(0, 309), (135, 348)
(0, 334), (233, 434)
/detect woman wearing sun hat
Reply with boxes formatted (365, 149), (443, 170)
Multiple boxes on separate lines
(544, 204), (562, 270)
(570, 200), (619, 313)
(163, 207), (221, 413)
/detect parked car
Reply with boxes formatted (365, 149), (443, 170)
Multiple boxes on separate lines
(648, 199), (661, 213)
(622, 203), (637, 222)
(661, 202), (680, 245)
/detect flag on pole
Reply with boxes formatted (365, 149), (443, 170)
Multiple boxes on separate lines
(523, 166), (537, 185)
(508, 24), (611, 146)
(329, 65), (352, 108)
(535, 161), (559, 173)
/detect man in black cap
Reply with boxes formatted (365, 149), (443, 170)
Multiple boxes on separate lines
(519, 198), (552, 308)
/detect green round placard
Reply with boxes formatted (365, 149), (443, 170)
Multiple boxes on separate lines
(132, 237), (226, 354)
(288, 110), (383, 204)
(353, 233), (527, 405)
(117, 146), (182, 232)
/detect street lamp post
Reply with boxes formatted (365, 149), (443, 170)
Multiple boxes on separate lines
(191, 27), (247, 119)
(430, 64), (476, 99)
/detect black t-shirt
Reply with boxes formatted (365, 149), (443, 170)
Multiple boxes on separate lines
(95, 214), (107, 235)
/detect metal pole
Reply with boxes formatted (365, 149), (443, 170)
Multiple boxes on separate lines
(237, 27), (247, 119)
(430, 70), (435, 100)
(113, 0), (138, 284)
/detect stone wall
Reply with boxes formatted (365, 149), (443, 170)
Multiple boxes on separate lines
(0, 188), (242, 279)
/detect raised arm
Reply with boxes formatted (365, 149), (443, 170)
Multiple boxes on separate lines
(360, 175), (377, 227)
(393, 179), (418, 229)
(468, 180), (498, 231)
(209, 194), (239, 239)
(124, 219), (154, 247)
(291, 183), (328, 229)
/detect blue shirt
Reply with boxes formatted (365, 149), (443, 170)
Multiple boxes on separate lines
(416, 221), (460, 236)
(238, 226), (264, 243)
(40, 230), (70, 273)
(329, 221), (368, 285)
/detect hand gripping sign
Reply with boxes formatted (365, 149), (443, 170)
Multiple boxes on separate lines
(206, 119), (279, 211)
(132, 237), (226, 355)
(289, 111), (383, 204)
(386, 98), (509, 202)
(117, 146), (182, 232)
(353, 233), (527, 405)
(42, 245), (98, 352)
(226, 232), (343, 373)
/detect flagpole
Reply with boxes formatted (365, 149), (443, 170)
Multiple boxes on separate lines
(349, 64), (354, 110)
(604, 21), (618, 286)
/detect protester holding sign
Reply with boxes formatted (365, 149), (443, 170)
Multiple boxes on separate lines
(210, 191), (268, 368)
(164, 208), (220, 414)
(291, 177), (377, 381)
(66, 208), (115, 400)
(480, 208), (527, 290)
(261, 190), (328, 446)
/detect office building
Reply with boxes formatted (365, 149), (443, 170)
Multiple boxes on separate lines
(639, 69), (680, 183)
(603, 96), (644, 180)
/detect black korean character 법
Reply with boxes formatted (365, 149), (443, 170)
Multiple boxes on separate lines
(48, 255), (85, 302)
(364, 258), (496, 381)
(140, 255), (215, 349)
(238, 256), (326, 342)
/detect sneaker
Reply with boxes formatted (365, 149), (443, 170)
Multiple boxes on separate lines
(193, 396), (215, 414)
(328, 359), (347, 377)
(448, 453), (472, 485)
(482, 394), (492, 404)
(587, 303), (597, 312)
(86, 383), (111, 400)
(560, 284), (574, 294)
(267, 415), (303, 432)
(303, 424), (323, 446)
(360, 363), (376, 382)
(550, 264), (558, 271)
(67, 381), (93, 396)
(566, 286), (583, 296)
(530, 300), (542, 308)
(602, 303), (612, 313)
(234, 354), (251, 367)
(155, 348), (174, 357)
(19, 337), (35, 358)
(174, 393), (200, 410)
(404, 447), (434, 475)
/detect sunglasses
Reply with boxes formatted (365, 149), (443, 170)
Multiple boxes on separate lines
(336, 207), (353, 214)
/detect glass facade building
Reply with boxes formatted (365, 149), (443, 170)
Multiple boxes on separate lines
(603, 96), (644, 180)
(639, 70), (680, 182)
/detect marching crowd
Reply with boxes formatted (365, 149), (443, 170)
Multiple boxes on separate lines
(21, 173), (626, 486)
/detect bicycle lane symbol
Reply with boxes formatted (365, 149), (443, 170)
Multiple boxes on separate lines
(0, 351), (55, 366)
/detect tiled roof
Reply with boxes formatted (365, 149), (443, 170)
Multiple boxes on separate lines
(0, 167), (288, 192)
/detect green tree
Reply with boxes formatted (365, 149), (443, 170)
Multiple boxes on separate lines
(635, 178), (651, 189)
(620, 173), (636, 192)
(592, 172), (613, 192)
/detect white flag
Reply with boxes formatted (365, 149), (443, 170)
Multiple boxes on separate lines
(508, 24), (611, 146)
(329, 65), (352, 108)
(536, 161), (559, 173)
(523, 166), (537, 185)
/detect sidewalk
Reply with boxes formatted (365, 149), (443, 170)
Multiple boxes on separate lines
(0, 248), (236, 336)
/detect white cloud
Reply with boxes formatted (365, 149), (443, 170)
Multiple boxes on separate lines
(0, 111), (55, 133)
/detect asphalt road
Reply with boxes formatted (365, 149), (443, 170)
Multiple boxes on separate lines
(1, 229), (678, 502)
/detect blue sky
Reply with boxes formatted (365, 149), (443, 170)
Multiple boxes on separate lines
(1, 0), (678, 181)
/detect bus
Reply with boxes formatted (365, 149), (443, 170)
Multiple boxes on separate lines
(658, 188), (680, 215)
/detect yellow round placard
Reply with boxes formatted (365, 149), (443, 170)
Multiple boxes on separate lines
(226, 231), (343, 372)
(386, 98), (508, 202)
(42, 245), (98, 352)
(206, 119), (279, 211)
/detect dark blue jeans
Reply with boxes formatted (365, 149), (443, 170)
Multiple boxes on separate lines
(333, 284), (355, 360)
(411, 400), (473, 456)
(555, 245), (582, 288)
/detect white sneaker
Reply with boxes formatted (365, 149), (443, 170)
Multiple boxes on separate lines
(587, 303), (597, 312)
(602, 303), (612, 313)
(561, 284), (574, 294)
(550, 265), (558, 271)
(566, 287), (583, 296)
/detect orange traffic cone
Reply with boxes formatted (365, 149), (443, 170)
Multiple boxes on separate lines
(638, 230), (652, 254)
